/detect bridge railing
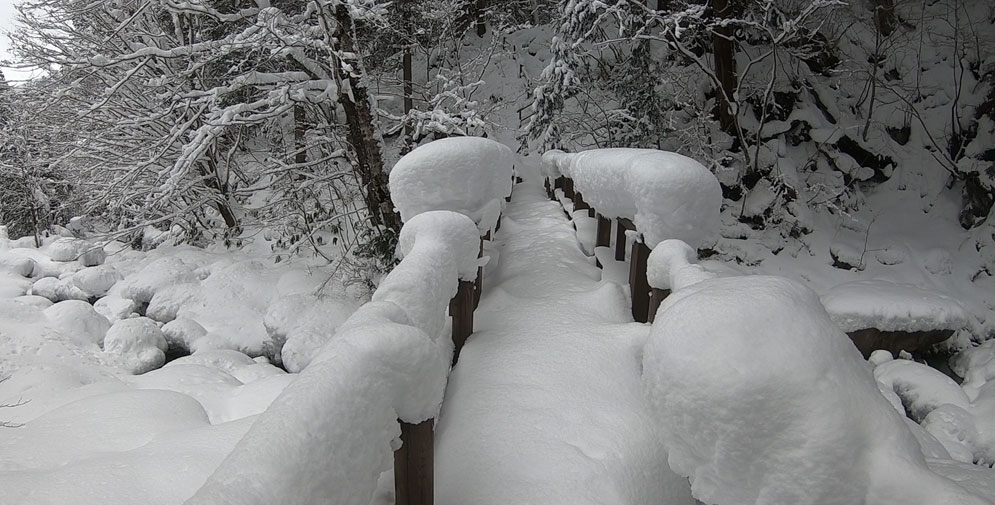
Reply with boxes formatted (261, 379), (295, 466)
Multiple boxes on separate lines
(541, 148), (722, 323)
(186, 138), (515, 505)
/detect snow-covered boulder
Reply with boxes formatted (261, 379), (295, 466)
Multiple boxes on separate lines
(112, 256), (200, 304)
(92, 295), (139, 323)
(0, 252), (35, 277)
(103, 317), (168, 374)
(30, 276), (89, 302)
(0, 273), (33, 299)
(264, 293), (358, 372)
(47, 238), (83, 262)
(544, 148), (722, 248)
(44, 300), (111, 348)
(389, 137), (514, 235)
(160, 317), (208, 353)
(643, 275), (990, 505)
(71, 265), (121, 297)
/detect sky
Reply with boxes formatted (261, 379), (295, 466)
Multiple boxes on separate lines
(0, 0), (39, 83)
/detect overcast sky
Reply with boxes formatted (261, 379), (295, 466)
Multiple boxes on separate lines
(1, 0), (39, 83)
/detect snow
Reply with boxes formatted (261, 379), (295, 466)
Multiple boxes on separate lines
(821, 280), (969, 333)
(434, 160), (695, 505)
(103, 317), (168, 374)
(646, 239), (717, 291)
(388, 136), (515, 235)
(642, 274), (991, 505)
(186, 211), (480, 505)
(542, 148), (722, 248)
(43, 300), (111, 348)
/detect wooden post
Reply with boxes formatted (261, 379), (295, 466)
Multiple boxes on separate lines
(616, 217), (635, 261)
(473, 237), (484, 309)
(395, 419), (434, 505)
(563, 177), (575, 200)
(451, 279), (475, 364)
(629, 238), (651, 323)
(544, 177), (551, 198)
(573, 191), (589, 214)
(595, 213), (611, 268)
(648, 287), (671, 323)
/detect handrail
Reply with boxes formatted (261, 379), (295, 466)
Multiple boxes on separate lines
(184, 211), (483, 505)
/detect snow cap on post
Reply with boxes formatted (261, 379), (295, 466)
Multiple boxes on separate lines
(553, 148), (721, 248)
(643, 275), (990, 505)
(389, 137), (514, 235)
(646, 239), (715, 291)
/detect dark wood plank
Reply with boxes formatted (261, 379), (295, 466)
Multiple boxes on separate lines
(629, 239), (651, 323)
(395, 419), (434, 505)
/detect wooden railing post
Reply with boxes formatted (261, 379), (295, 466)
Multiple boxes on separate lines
(473, 237), (485, 309)
(451, 279), (475, 363)
(616, 218), (635, 261)
(648, 287), (671, 323)
(563, 177), (575, 200)
(629, 238), (651, 323)
(395, 419), (434, 505)
(596, 214), (612, 249)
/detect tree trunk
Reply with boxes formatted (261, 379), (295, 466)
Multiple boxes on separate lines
(333, 3), (402, 233)
(475, 0), (487, 37)
(403, 44), (414, 151)
(712, 0), (738, 135)
(294, 103), (307, 168)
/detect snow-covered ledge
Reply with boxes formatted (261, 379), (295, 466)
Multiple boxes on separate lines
(390, 137), (515, 236)
(541, 148), (721, 249)
(185, 211), (482, 505)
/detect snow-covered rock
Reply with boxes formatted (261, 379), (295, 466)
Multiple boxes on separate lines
(44, 300), (111, 348)
(111, 256), (200, 304)
(389, 136), (514, 235)
(643, 275), (990, 505)
(92, 295), (139, 323)
(71, 265), (121, 297)
(265, 293), (358, 372)
(103, 317), (168, 374)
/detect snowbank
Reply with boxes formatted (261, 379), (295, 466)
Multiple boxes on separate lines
(389, 137), (514, 235)
(642, 275), (990, 505)
(821, 280), (969, 333)
(541, 148), (721, 248)
(186, 211), (482, 505)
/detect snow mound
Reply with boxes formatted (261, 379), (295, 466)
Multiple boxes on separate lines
(543, 148), (721, 248)
(642, 275), (990, 505)
(92, 295), (139, 322)
(389, 136), (514, 234)
(264, 293), (358, 372)
(111, 256), (200, 304)
(821, 280), (969, 333)
(71, 265), (121, 297)
(43, 300), (111, 348)
(103, 317), (168, 374)
(30, 276), (89, 302)
(646, 239), (717, 291)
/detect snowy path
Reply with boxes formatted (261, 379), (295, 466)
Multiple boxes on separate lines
(434, 161), (693, 505)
